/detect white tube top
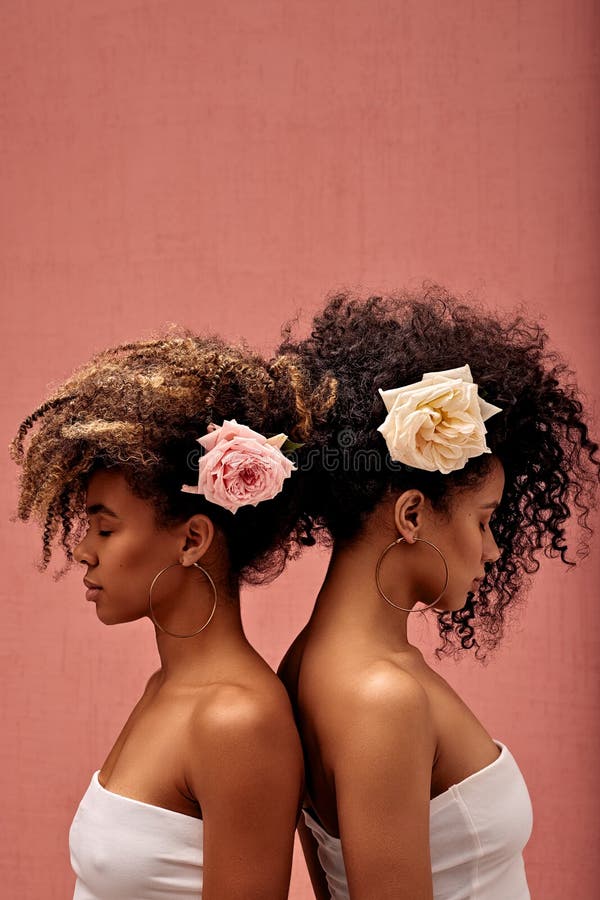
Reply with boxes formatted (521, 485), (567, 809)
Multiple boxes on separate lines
(69, 771), (203, 899)
(303, 741), (533, 899)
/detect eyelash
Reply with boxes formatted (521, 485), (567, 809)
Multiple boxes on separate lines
(98, 530), (112, 537)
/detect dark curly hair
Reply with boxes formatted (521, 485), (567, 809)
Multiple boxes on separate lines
(11, 331), (336, 586)
(279, 286), (600, 656)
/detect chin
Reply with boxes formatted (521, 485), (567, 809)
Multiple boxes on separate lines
(95, 609), (120, 625)
(95, 607), (139, 626)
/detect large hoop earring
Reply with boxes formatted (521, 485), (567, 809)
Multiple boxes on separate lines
(375, 537), (449, 613)
(148, 562), (218, 638)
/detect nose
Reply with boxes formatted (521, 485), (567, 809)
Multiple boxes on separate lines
(483, 528), (501, 565)
(73, 532), (98, 567)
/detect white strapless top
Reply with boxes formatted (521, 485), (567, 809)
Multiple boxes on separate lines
(69, 771), (203, 899)
(303, 741), (532, 900)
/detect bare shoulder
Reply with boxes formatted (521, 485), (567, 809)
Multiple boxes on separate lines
(186, 680), (303, 809)
(334, 658), (430, 717)
(190, 679), (301, 764)
(325, 660), (434, 754)
(358, 658), (428, 700)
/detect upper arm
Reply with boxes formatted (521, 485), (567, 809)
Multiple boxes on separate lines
(188, 689), (304, 900)
(333, 672), (436, 900)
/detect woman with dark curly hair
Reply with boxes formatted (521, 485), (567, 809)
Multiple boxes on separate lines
(11, 333), (334, 900)
(277, 288), (600, 900)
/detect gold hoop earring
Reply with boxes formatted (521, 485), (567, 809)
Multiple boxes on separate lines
(148, 562), (218, 638)
(375, 537), (449, 613)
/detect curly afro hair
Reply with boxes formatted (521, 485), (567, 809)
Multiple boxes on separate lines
(11, 331), (336, 587)
(279, 286), (600, 656)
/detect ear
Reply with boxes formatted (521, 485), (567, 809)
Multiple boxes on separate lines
(392, 490), (427, 544)
(178, 514), (215, 567)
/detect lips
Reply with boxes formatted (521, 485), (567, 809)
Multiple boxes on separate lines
(84, 579), (102, 602)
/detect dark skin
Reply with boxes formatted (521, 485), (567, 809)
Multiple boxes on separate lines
(279, 457), (505, 900)
(74, 469), (303, 900)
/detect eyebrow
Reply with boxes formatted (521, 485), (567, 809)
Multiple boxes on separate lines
(86, 503), (119, 518)
(481, 501), (500, 509)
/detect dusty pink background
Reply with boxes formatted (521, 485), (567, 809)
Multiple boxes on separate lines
(1, 1), (598, 897)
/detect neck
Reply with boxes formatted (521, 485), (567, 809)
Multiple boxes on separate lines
(152, 579), (252, 684)
(312, 532), (420, 653)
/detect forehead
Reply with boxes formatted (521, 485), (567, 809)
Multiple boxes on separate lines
(455, 457), (505, 507)
(483, 456), (505, 494)
(85, 469), (153, 521)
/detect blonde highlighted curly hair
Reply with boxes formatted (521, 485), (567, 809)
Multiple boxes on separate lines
(11, 331), (336, 585)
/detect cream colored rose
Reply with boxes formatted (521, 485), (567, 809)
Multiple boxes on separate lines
(377, 365), (502, 475)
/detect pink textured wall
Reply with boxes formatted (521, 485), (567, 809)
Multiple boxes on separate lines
(1, 1), (598, 897)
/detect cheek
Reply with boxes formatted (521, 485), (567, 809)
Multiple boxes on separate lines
(413, 536), (452, 599)
(437, 523), (481, 580)
(105, 535), (167, 586)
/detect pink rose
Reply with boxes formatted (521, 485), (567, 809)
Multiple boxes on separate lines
(181, 419), (296, 514)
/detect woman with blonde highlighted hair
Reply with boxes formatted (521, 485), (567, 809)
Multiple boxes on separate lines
(278, 288), (600, 899)
(11, 332), (334, 900)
